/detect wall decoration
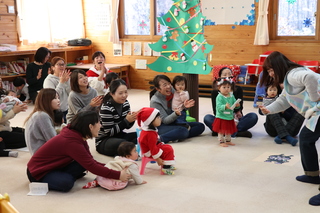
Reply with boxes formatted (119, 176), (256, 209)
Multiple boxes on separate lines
(113, 42), (122, 56)
(123, 42), (132, 55)
(202, 0), (255, 26)
(143, 42), (152, 56)
(147, 0), (213, 74)
(133, 42), (142, 56)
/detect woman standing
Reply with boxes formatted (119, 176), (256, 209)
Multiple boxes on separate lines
(86, 51), (110, 96)
(203, 67), (258, 138)
(24, 88), (61, 155)
(96, 79), (138, 157)
(66, 69), (102, 123)
(259, 51), (320, 206)
(43, 56), (71, 122)
(27, 111), (130, 192)
(26, 47), (51, 103)
(150, 75), (205, 143)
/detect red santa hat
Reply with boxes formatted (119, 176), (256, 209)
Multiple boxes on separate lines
(137, 107), (160, 127)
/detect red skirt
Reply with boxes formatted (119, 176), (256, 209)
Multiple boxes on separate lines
(212, 118), (237, 135)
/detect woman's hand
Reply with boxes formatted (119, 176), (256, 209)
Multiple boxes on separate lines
(156, 158), (164, 166)
(126, 111), (138, 123)
(89, 96), (103, 107)
(259, 105), (270, 114)
(119, 167), (131, 182)
(12, 102), (28, 114)
(184, 99), (195, 108)
(59, 69), (71, 83)
(173, 108), (181, 116)
(36, 69), (42, 80)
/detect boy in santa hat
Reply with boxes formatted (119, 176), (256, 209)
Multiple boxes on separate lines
(137, 107), (175, 175)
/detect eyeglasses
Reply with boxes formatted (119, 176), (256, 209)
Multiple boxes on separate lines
(56, 63), (66, 67)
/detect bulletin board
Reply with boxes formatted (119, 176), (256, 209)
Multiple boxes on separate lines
(202, 0), (256, 26)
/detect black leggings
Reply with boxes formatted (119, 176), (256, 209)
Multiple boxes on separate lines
(0, 127), (26, 149)
(96, 132), (137, 157)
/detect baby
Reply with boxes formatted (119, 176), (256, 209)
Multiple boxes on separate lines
(0, 90), (23, 117)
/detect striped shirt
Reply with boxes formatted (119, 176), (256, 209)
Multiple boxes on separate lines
(96, 99), (133, 145)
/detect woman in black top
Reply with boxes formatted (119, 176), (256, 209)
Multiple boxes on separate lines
(26, 47), (51, 103)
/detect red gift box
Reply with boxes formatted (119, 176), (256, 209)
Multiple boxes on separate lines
(212, 65), (241, 82)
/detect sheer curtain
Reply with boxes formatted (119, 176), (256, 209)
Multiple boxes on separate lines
(109, 0), (120, 44)
(254, 0), (270, 45)
(16, 0), (85, 45)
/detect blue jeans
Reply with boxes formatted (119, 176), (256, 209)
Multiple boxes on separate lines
(27, 161), (86, 192)
(158, 122), (205, 143)
(203, 112), (258, 137)
(299, 121), (320, 176)
(175, 110), (187, 124)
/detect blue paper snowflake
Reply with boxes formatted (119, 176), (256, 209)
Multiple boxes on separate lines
(303, 18), (312, 28)
(287, 0), (297, 4)
(265, 154), (293, 164)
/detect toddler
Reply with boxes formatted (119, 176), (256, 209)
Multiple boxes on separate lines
(13, 77), (30, 103)
(172, 75), (190, 128)
(137, 107), (175, 175)
(263, 84), (298, 145)
(83, 141), (147, 190)
(0, 90), (23, 117)
(212, 78), (240, 147)
(105, 72), (119, 94)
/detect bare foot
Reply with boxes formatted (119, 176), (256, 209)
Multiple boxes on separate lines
(220, 142), (228, 147)
(226, 141), (235, 146)
(0, 137), (3, 142)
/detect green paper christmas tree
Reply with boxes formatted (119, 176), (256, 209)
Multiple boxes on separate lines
(147, 0), (213, 74)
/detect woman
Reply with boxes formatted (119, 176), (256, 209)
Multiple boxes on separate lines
(0, 79), (28, 150)
(26, 47), (51, 103)
(86, 51), (110, 96)
(43, 56), (71, 122)
(27, 111), (130, 192)
(96, 79), (138, 157)
(204, 67), (258, 138)
(66, 69), (102, 123)
(24, 88), (61, 155)
(150, 75), (205, 143)
(259, 51), (320, 206)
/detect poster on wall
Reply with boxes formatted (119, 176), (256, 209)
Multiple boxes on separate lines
(202, 0), (255, 26)
(113, 42), (122, 56)
(124, 42), (132, 55)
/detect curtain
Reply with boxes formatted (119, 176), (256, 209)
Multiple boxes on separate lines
(109, 0), (120, 44)
(16, 0), (84, 45)
(254, 0), (270, 45)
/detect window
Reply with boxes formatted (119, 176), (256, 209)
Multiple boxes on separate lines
(269, 0), (319, 40)
(17, 0), (84, 45)
(119, 0), (172, 39)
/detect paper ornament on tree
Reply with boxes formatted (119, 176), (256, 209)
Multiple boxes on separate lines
(147, 0), (214, 74)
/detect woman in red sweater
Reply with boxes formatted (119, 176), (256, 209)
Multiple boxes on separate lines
(27, 111), (130, 192)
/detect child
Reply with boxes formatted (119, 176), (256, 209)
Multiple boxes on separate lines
(0, 109), (18, 158)
(262, 85), (298, 145)
(13, 77), (30, 103)
(137, 107), (175, 175)
(105, 72), (119, 94)
(172, 75), (189, 128)
(82, 141), (147, 190)
(53, 110), (67, 133)
(212, 78), (240, 147)
(0, 90), (23, 118)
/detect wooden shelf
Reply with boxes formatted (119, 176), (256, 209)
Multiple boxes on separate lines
(0, 46), (93, 81)
(0, 74), (26, 81)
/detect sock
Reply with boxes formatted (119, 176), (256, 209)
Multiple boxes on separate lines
(8, 151), (18, 158)
(296, 175), (320, 184)
(285, 135), (298, 146)
(274, 136), (283, 144)
(309, 193), (320, 206)
(82, 180), (98, 189)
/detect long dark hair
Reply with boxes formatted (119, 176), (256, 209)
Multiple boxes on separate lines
(261, 51), (303, 87)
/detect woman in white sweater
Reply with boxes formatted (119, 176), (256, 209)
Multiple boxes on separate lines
(43, 56), (71, 123)
(24, 88), (61, 155)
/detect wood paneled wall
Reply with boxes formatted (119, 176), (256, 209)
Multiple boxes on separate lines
(83, 1), (320, 90)
(0, 0), (17, 44)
